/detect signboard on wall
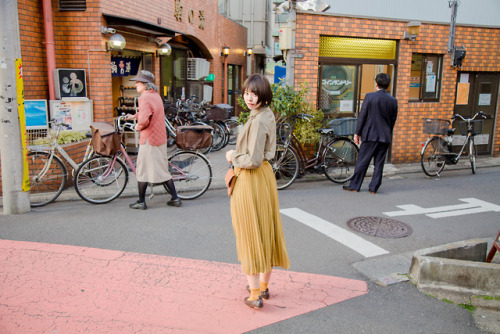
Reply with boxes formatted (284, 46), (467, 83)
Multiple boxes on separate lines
(54, 69), (87, 99)
(49, 100), (93, 131)
(25, 100), (49, 130)
(111, 56), (141, 77)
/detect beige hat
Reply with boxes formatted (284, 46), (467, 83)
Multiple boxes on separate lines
(131, 70), (154, 83)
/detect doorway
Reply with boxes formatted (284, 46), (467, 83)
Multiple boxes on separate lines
(227, 64), (241, 108)
(454, 72), (499, 155)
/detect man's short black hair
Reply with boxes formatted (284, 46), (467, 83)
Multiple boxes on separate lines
(375, 73), (391, 90)
(243, 74), (273, 107)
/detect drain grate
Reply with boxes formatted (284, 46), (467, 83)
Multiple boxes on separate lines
(346, 216), (413, 238)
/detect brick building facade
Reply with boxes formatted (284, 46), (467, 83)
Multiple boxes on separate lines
(293, 12), (500, 163)
(0, 0), (248, 194)
(18, 0), (248, 122)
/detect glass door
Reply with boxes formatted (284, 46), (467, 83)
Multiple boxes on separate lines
(227, 64), (241, 108)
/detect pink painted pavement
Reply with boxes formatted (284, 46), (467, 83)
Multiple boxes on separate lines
(0, 239), (368, 333)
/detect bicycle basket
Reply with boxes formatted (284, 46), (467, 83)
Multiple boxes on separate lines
(329, 118), (357, 136)
(422, 118), (450, 135)
(458, 119), (483, 135)
(90, 122), (121, 156)
(206, 104), (233, 121)
(175, 125), (212, 149)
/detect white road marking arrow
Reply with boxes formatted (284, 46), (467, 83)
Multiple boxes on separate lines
(383, 198), (500, 219)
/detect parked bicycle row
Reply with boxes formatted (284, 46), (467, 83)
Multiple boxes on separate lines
(26, 110), (490, 208)
(163, 96), (240, 153)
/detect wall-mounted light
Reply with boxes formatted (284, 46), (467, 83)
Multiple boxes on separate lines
(220, 46), (230, 57)
(403, 21), (422, 41)
(245, 48), (253, 56)
(102, 26), (126, 51)
(157, 43), (172, 57)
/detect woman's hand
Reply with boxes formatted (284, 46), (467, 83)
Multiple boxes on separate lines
(125, 114), (135, 121)
(226, 150), (234, 163)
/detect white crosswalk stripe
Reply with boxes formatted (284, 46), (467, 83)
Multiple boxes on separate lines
(281, 208), (389, 258)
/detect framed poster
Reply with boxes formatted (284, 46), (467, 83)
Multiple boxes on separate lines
(54, 68), (87, 99)
(49, 100), (93, 131)
(24, 99), (49, 129)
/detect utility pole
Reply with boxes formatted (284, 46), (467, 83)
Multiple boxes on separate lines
(0, 1), (31, 214)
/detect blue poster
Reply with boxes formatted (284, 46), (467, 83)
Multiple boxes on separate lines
(25, 100), (48, 130)
(111, 56), (141, 77)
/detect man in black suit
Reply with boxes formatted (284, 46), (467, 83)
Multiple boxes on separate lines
(343, 73), (398, 194)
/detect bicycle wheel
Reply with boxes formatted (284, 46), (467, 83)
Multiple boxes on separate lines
(323, 138), (359, 184)
(225, 118), (240, 145)
(210, 121), (227, 152)
(27, 151), (67, 207)
(167, 151), (212, 200)
(420, 136), (447, 177)
(74, 156), (129, 204)
(269, 144), (299, 190)
(469, 136), (476, 174)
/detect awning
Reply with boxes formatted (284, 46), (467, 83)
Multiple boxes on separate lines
(103, 14), (182, 37)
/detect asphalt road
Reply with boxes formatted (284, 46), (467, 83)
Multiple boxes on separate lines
(1, 166), (499, 333)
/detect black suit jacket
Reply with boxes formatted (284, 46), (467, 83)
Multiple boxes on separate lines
(355, 89), (398, 144)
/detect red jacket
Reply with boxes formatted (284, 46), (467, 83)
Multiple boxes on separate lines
(133, 90), (167, 146)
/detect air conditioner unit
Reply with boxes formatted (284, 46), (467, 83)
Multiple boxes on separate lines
(187, 58), (210, 80)
(203, 85), (213, 102)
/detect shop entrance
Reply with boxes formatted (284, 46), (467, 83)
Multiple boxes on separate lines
(453, 72), (499, 155)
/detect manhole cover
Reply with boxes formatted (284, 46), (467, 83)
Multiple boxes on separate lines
(346, 216), (413, 238)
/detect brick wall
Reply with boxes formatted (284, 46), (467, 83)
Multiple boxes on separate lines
(295, 12), (500, 163)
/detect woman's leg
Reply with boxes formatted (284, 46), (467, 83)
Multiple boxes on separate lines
(246, 274), (260, 300)
(165, 179), (182, 207)
(137, 181), (148, 203)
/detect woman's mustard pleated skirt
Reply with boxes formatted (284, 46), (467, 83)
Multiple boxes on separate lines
(230, 161), (290, 275)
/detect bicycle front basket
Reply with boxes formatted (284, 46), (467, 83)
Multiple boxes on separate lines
(422, 118), (450, 135)
(90, 122), (121, 156)
(458, 120), (483, 135)
(329, 118), (357, 136)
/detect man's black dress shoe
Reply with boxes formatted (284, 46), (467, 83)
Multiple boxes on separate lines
(342, 186), (359, 192)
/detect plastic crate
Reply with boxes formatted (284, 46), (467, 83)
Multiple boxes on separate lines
(422, 118), (450, 135)
(459, 119), (483, 135)
(329, 118), (357, 136)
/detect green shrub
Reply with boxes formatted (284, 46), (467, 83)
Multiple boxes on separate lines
(32, 130), (88, 146)
(237, 80), (324, 145)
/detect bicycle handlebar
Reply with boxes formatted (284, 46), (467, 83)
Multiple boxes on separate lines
(452, 111), (488, 122)
(116, 114), (137, 133)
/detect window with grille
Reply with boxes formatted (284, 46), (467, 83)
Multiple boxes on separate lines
(59, 0), (86, 11)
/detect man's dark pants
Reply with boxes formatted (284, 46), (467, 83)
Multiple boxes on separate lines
(348, 141), (390, 192)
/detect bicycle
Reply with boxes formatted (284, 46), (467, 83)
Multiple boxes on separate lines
(420, 111), (488, 177)
(74, 116), (212, 204)
(27, 120), (95, 207)
(269, 114), (359, 190)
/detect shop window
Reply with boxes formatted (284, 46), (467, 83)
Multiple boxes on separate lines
(409, 54), (443, 102)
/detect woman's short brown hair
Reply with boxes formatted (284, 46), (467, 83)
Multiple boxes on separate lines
(242, 74), (273, 107)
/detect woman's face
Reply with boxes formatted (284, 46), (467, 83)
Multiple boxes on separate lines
(243, 89), (261, 110)
(135, 81), (146, 94)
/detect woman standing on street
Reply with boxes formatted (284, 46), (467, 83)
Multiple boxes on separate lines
(126, 70), (182, 210)
(226, 74), (290, 309)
